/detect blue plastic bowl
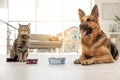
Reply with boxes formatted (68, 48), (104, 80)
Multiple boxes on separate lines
(48, 57), (65, 64)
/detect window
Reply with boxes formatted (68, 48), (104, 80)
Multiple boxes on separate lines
(0, 8), (8, 54)
(8, 0), (92, 53)
(8, 0), (92, 34)
(8, 0), (35, 21)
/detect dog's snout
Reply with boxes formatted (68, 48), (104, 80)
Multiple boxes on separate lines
(79, 24), (88, 30)
(79, 23), (92, 35)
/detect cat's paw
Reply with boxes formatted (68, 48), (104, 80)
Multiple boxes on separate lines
(23, 60), (26, 62)
(18, 58), (23, 62)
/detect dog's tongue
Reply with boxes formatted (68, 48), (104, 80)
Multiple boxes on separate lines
(81, 30), (87, 36)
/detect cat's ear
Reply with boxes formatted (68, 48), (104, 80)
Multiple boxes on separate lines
(28, 23), (31, 27)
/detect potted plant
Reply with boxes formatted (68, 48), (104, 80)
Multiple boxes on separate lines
(114, 16), (120, 32)
(115, 16), (120, 25)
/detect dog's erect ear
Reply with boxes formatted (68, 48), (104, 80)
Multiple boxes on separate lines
(91, 5), (99, 19)
(78, 8), (86, 22)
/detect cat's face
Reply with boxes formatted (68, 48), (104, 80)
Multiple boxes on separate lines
(18, 23), (30, 34)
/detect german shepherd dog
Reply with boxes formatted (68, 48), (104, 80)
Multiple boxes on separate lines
(74, 5), (119, 65)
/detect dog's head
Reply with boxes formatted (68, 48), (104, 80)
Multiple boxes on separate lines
(78, 5), (101, 36)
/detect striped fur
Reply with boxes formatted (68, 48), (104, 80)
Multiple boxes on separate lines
(10, 23), (30, 62)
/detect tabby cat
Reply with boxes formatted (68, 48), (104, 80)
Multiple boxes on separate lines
(10, 23), (30, 62)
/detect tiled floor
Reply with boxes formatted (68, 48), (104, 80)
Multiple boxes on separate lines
(1, 53), (120, 80)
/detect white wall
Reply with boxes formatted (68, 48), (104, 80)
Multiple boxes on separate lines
(94, 0), (120, 34)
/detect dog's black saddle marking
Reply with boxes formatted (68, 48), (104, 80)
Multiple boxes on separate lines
(110, 42), (119, 60)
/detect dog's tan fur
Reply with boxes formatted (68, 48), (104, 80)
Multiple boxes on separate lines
(74, 5), (119, 65)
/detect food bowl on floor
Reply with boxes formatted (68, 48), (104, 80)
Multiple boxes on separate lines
(26, 59), (38, 64)
(48, 57), (65, 64)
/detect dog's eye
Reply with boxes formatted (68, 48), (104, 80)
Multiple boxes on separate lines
(87, 18), (92, 22)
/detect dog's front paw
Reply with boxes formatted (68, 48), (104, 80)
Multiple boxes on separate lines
(81, 60), (94, 65)
(74, 59), (81, 64)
